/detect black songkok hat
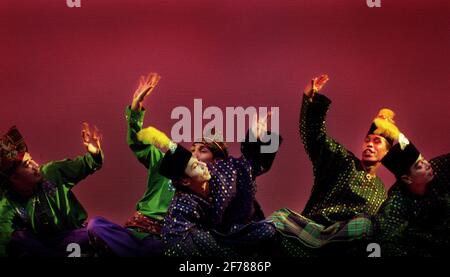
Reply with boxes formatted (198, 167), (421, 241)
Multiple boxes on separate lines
(381, 142), (421, 178)
(0, 126), (28, 178)
(159, 145), (193, 180)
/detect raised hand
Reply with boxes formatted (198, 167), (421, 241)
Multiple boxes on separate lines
(81, 122), (102, 155)
(131, 72), (161, 110)
(250, 111), (272, 140)
(304, 74), (329, 98)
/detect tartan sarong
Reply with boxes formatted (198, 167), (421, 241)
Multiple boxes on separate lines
(268, 208), (373, 248)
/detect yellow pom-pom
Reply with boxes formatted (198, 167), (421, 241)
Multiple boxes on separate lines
(373, 118), (400, 142)
(376, 108), (396, 124)
(137, 127), (171, 150)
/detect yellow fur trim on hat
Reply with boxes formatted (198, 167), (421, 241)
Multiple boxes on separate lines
(373, 108), (400, 141)
(376, 108), (396, 124)
(137, 127), (171, 150)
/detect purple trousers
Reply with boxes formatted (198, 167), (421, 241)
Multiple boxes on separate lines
(9, 228), (90, 257)
(87, 216), (164, 257)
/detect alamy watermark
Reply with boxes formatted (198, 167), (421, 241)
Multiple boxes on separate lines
(170, 99), (280, 153)
(366, 0), (381, 8)
(66, 242), (381, 257)
(66, 0), (81, 8)
(66, 243), (81, 257)
(66, 1), (381, 9)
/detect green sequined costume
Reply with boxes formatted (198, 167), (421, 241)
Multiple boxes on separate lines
(272, 93), (388, 257)
(300, 93), (387, 225)
(374, 153), (450, 256)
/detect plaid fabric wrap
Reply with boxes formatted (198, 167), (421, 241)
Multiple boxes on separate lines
(268, 208), (373, 248)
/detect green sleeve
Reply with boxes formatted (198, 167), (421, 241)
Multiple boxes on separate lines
(374, 185), (411, 256)
(299, 93), (352, 178)
(40, 152), (103, 188)
(125, 106), (164, 169)
(0, 197), (15, 257)
(430, 153), (450, 189)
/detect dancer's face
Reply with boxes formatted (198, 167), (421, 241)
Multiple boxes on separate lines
(184, 157), (211, 183)
(190, 143), (214, 163)
(402, 155), (434, 189)
(361, 134), (390, 164)
(8, 153), (42, 198)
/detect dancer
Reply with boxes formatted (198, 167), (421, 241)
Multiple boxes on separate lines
(141, 126), (280, 257)
(375, 138), (449, 256)
(87, 73), (279, 256)
(269, 74), (399, 256)
(0, 124), (103, 257)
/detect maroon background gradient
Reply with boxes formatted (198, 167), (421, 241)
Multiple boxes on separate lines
(1, 0), (449, 223)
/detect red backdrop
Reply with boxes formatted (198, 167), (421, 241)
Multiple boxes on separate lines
(1, 0), (449, 223)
